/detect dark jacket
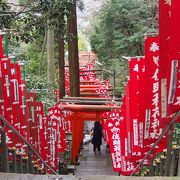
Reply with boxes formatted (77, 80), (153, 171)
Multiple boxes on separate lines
(91, 121), (103, 146)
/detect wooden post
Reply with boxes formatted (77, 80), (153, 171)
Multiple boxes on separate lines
(164, 126), (173, 176)
(23, 158), (28, 173)
(160, 155), (165, 176)
(27, 148), (34, 174)
(170, 148), (176, 176)
(12, 150), (17, 173)
(34, 166), (38, 174)
(19, 154), (23, 173)
(177, 147), (180, 176)
(67, 0), (80, 97)
(1, 123), (9, 172)
(155, 160), (160, 176)
(139, 164), (142, 176)
(149, 154), (154, 176)
(11, 132), (17, 173)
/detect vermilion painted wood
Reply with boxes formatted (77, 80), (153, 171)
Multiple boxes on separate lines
(61, 104), (120, 111)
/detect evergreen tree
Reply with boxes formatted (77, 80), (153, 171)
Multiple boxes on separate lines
(89, 0), (158, 95)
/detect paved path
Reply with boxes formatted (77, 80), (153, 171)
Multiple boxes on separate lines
(75, 121), (118, 176)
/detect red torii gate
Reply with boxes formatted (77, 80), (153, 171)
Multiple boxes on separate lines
(61, 104), (120, 164)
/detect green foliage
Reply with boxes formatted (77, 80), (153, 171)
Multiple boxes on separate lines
(89, 0), (158, 95)
(0, 2), (13, 29)
(78, 32), (88, 51)
(26, 75), (58, 110)
(21, 34), (47, 76)
(0, 1), (74, 108)
(0, 0), (83, 43)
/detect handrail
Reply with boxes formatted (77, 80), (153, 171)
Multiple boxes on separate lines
(130, 110), (180, 176)
(0, 115), (57, 175)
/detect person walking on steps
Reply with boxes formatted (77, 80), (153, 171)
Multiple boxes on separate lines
(91, 121), (103, 154)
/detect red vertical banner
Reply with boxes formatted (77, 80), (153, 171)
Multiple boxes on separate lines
(167, 0), (180, 115)
(138, 57), (146, 150)
(18, 80), (29, 156)
(159, 0), (171, 118)
(1, 58), (11, 116)
(120, 95), (136, 176)
(59, 112), (67, 153)
(38, 102), (47, 161)
(26, 91), (33, 145)
(42, 116), (49, 166)
(56, 103), (68, 152)
(125, 82), (131, 157)
(45, 111), (51, 171)
(46, 107), (59, 171)
(144, 36), (167, 152)
(28, 92), (38, 154)
(33, 92), (39, 155)
(18, 81), (26, 136)
(60, 105), (72, 133)
(128, 58), (141, 154)
(1, 57), (13, 148)
(53, 106), (63, 169)
(120, 96), (127, 158)
(104, 117), (121, 172)
(35, 102), (44, 154)
(12, 63), (22, 144)
(144, 36), (161, 143)
(25, 91), (33, 161)
(10, 63), (21, 147)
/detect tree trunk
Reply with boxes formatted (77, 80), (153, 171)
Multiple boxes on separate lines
(39, 30), (47, 76)
(47, 21), (55, 84)
(58, 36), (65, 98)
(67, 0), (80, 97)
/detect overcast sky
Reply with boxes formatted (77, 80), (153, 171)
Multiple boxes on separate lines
(77, 0), (108, 31)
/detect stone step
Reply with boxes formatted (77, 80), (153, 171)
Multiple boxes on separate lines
(0, 173), (180, 180)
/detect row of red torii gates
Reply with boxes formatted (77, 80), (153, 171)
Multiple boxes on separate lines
(59, 80), (121, 164)
(63, 102), (120, 163)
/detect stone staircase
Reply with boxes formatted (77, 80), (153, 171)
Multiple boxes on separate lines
(0, 173), (180, 180)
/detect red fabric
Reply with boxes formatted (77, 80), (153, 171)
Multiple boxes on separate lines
(159, 0), (171, 77)
(46, 106), (67, 170)
(144, 36), (167, 153)
(120, 96), (136, 175)
(166, 0), (180, 115)
(10, 63), (21, 147)
(0, 57), (13, 147)
(48, 107), (59, 170)
(128, 58), (141, 154)
(144, 36), (161, 142)
(124, 83), (132, 157)
(159, 0), (171, 118)
(138, 57), (146, 149)
(104, 118), (121, 172)
(1, 58), (11, 113)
